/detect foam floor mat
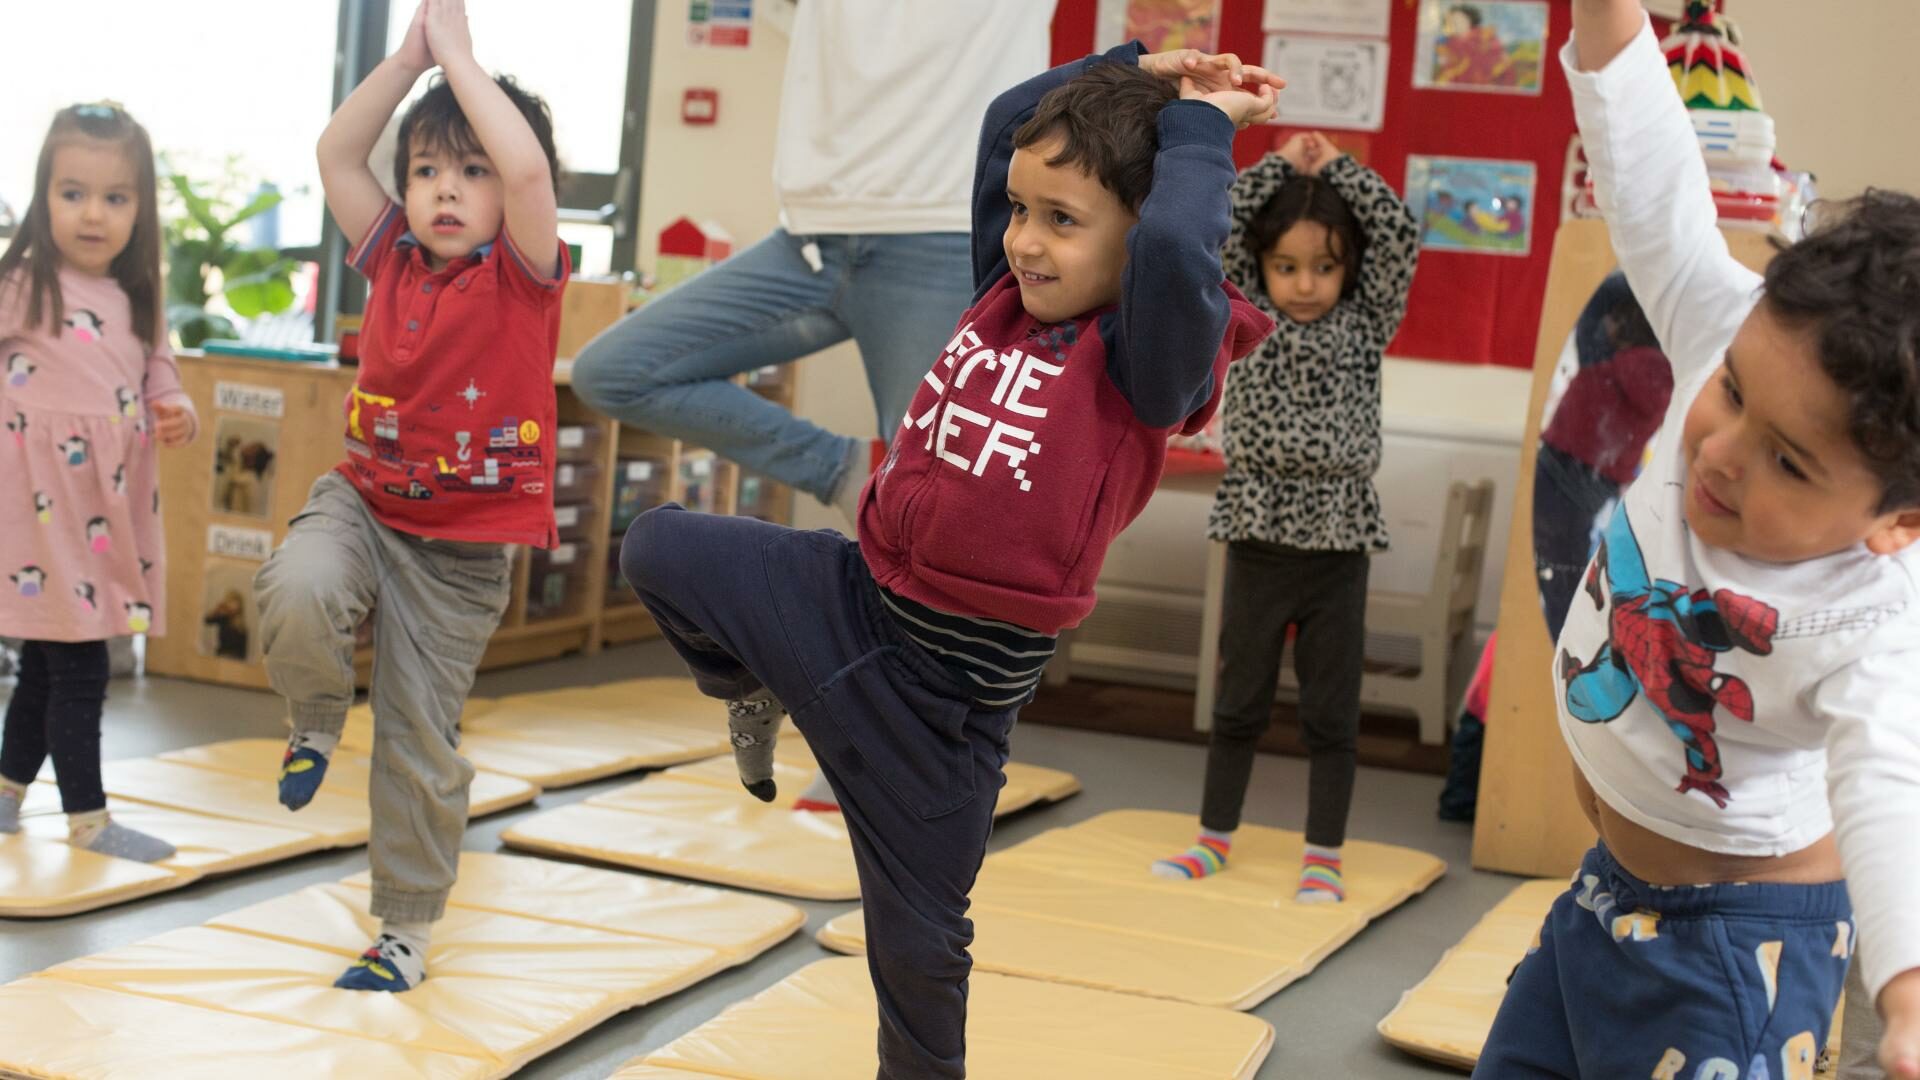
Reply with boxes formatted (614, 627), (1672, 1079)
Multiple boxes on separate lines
(339, 678), (732, 788)
(0, 852), (804, 1079)
(1376, 878), (1846, 1075)
(610, 956), (1275, 1080)
(2, 742), (537, 920)
(501, 739), (1081, 900)
(816, 809), (1446, 1010)
(1374, 878), (1562, 1069)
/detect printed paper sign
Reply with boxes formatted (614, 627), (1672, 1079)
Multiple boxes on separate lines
(214, 381), (285, 419)
(207, 523), (274, 562)
(1264, 35), (1390, 131)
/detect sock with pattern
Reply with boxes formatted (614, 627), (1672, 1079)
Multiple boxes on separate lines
(1296, 843), (1345, 903)
(335, 920), (431, 992)
(726, 691), (785, 802)
(1151, 828), (1233, 880)
(278, 730), (339, 811)
(68, 808), (175, 862)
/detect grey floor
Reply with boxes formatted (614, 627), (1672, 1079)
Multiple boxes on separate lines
(0, 641), (1532, 1078)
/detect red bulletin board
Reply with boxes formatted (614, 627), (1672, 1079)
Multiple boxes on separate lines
(1047, 1), (1679, 368)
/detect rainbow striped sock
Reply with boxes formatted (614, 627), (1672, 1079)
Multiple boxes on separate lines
(1296, 844), (1345, 903)
(1151, 830), (1233, 880)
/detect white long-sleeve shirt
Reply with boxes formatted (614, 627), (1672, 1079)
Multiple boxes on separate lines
(772, 0), (1052, 236)
(1559, 20), (1920, 1002)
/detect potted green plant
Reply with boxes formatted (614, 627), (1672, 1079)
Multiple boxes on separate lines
(163, 161), (299, 348)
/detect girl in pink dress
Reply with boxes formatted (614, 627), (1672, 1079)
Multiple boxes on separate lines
(0, 104), (198, 861)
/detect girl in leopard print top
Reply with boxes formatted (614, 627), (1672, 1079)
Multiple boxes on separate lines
(1153, 133), (1420, 902)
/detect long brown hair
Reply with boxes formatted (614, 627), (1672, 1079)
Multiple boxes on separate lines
(0, 104), (164, 351)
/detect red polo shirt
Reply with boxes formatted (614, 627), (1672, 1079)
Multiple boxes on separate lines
(340, 203), (568, 547)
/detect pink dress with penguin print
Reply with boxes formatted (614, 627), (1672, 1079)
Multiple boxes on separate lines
(0, 269), (194, 642)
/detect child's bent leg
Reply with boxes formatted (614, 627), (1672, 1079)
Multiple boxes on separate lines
(353, 533), (511, 989)
(254, 475), (379, 808)
(1290, 550), (1368, 903)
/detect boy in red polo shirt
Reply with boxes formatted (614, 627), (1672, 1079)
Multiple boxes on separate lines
(251, 0), (566, 993)
(620, 46), (1279, 1077)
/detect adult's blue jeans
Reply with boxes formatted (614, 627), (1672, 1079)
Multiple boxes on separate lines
(571, 229), (973, 501)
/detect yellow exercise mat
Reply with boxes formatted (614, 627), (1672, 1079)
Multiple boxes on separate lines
(0, 831), (191, 919)
(612, 956), (1275, 1080)
(1, 743), (535, 920)
(1374, 878), (1563, 1069)
(0, 852), (805, 1079)
(1375, 879), (1847, 1075)
(338, 677), (734, 788)
(158, 738), (539, 818)
(1, 781), (322, 919)
(817, 809), (1446, 1010)
(501, 748), (1081, 901)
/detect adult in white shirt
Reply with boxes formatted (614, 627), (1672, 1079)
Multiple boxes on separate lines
(573, 1), (1054, 521)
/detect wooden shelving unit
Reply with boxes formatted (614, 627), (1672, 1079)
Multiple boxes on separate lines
(144, 279), (798, 690)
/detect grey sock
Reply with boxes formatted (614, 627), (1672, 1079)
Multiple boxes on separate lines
(725, 690), (786, 802)
(74, 819), (176, 863)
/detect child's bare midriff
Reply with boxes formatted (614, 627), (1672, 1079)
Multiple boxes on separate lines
(1571, 762), (1843, 886)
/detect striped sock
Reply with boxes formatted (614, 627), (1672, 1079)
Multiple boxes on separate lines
(1151, 829), (1233, 880)
(792, 772), (840, 813)
(1296, 844), (1345, 903)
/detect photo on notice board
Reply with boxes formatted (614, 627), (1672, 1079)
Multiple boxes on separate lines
(1096, 0), (1220, 54)
(1404, 155), (1537, 257)
(209, 416), (278, 519)
(1413, 0), (1548, 95)
(198, 560), (259, 662)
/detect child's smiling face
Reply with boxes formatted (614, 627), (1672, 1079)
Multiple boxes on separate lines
(1680, 302), (1920, 561)
(1004, 136), (1139, 324)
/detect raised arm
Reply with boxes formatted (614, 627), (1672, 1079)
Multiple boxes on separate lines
(970, 43), (1145, 296)
(317, 1), (433, 247)
(1315, 151), (1419, 341)
(423, 0), (560, 277)
(1817, 644), (1920, 1077)
(1572, 0), (1650, 72)
(1563, 4), (1758, 380)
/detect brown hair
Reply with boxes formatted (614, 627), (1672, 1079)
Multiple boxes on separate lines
(0, 104), (164, 351)
(392, 74), (562, 197)
(1246, 176), (1365, 301)
(1762, 189), (1920, 513)
(1014, 62), (1177, 213)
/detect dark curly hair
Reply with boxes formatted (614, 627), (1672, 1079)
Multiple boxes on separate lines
(393, 73), (561, 197)
(1014, 62), (1177, 213)
(1761, 189), (1920, 513)
(1244, 175), (1365, 300)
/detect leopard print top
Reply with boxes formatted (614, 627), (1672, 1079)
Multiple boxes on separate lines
(1206, 153), (1420, 553)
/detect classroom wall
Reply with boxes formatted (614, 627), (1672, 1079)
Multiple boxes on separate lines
(629, 0), (1911, 659)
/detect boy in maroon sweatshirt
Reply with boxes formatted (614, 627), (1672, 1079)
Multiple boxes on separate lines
(620, 43), (1278, 1079)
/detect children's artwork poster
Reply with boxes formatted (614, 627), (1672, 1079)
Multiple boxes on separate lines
(1095, 0), (1220, 54)
(199, 559), (261, 662)
(1262, 0), (1390, 38)
(1263, 35), (1389, 131)
(687, 0), (751, 48)
(1405, 155), (1537, 257)
(1413, 0), (1548, 96)
(209, 416), (278, 520)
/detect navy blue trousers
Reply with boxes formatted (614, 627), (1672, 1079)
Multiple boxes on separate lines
(622, 505), (1014, 1079)
(1476, 842), (1852, 1079)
